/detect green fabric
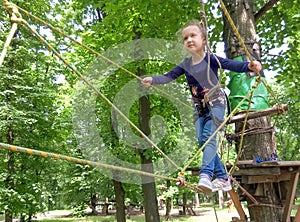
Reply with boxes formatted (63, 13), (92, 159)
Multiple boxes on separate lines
(227, 56), (270, 111)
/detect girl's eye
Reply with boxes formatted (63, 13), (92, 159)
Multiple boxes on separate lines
(183, 33), (197, 41)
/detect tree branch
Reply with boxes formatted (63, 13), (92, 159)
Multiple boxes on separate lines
(254, 0), (280, 22)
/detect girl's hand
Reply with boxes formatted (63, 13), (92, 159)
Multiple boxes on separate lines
(141, 77), (153, 87)
(248, 61), (262, 73)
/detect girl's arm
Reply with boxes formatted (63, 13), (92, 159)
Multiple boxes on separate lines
(141, 65), (185, 87)
(213, 55), (262, 73)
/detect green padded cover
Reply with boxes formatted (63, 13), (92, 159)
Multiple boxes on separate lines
(227, 56), (270, 111)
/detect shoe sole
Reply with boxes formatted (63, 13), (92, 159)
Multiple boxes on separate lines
(223, 187), (232, 192)
(198, 184), (213, 194)
(212, 187), (232, 192)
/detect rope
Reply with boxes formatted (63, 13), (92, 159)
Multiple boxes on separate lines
(218, 0), (261, 157)
(178, 0), (233, 176)
(1, 0), (287, 195)
(0, 142), (206, 194)
(0, 142), (177, 182)
(1, 0), (227, 181)
(1, 2), (184, 172)
(181, 82), (259, 174)
(217, 0), (283, 108)
(230, 87), (256, 174)
(226, 126), (274, 141)
(10, 2), (192, 111)
(199, 1), (225, 96)
(1, 1), (204, 191)
(0, 6), (209, 192)
(217, 0), (256, 65)
(0, 3), (21, 66)
(230, 176), (283, 209)
(181, 1), (268, 175)
(215, 0), (285, 175)
(18, 18), (182, 172)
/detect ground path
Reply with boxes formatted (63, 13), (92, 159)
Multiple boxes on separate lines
(0, 207), (245, 222)
(36, 207), (243, 221)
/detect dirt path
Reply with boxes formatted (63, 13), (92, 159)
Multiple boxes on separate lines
(160, 207), (246, 222)
(0, 207), (245, 222)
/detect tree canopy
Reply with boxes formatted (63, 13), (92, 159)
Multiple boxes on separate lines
(0, 0), (299, 220)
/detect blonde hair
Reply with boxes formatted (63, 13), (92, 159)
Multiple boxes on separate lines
(180, 20), (207, 41)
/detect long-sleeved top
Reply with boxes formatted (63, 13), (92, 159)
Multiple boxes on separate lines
(152, 53), (250, 101)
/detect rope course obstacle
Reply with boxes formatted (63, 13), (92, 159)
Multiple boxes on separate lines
(0, 0), (207, 194)
(1, 0), (298, 221)
(0, 0), (286, 194)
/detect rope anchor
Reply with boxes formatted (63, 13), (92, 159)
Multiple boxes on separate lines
(0, 2), (23, 66)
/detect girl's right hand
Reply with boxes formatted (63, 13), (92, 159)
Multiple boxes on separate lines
(141, 77), (153, 87)
(248, 61), (262, 73)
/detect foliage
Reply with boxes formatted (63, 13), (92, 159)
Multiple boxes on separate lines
(0, 0), (81, 219)
(0, 0), (299, 220)
(257, 0), (300, 161)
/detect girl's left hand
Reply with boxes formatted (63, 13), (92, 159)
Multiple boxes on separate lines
(248, 61), (262, 73)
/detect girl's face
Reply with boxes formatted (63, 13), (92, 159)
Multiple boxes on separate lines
(182, 25), (206, 55)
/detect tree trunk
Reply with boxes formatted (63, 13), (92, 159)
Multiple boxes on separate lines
(113, 179), (126, 222)
(223, 0), (282, 221)
(111, 104), (126, 221)
(182, 192), (187, 215)
(5, 130), (14, 222)
(89, 194), (99, 215)
(140, 152), (160, 222)
(138, 89), (160, 222)
(165, 180), (172, 219)
(132, 20), (160, 221)
(5, 44), (17, 222)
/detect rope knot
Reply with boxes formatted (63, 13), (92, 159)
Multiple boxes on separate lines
(3, 0), (10, 7)
(4, 3), (23, 24)
(252, 81), (259, 89)
(233, 165), (239, 172)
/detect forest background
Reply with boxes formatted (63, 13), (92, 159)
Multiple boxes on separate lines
(0, 0), (299, 221)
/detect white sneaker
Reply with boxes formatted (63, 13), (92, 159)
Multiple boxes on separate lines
(197, 178), (213, 193)
(212, 178), (232, 192)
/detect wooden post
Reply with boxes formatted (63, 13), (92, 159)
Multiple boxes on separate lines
(282, 172), (299, 222)
(228, 189), (247, 221)
(294, 205), (300, 222)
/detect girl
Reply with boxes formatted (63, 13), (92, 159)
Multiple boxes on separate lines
(141, 20), (262, 193)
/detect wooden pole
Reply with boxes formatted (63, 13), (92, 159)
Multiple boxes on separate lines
(295, 205), (300, 222)
(228, 189), (247, 221)
(282, 172), (299, 222)
(227, 104), (288, 124)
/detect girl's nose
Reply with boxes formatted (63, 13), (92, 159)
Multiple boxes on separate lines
(187, 36), (192, 42)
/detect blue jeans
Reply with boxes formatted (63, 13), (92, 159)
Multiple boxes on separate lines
(194, 105), (227, 180)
